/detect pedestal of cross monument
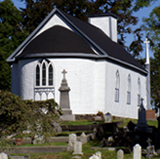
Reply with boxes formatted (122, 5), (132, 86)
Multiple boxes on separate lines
(136, 98), (148, 131)
(135, 98), (152, 133)
(59, 69), (75, 121)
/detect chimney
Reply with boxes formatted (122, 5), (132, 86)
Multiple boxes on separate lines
(88, 13), (117, 43)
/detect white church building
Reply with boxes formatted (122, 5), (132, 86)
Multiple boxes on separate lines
(7, 8), (150, 119)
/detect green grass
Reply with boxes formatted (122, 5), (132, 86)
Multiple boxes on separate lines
(11, 140), (148, 159)
(61, 118), (158, 128)
(147, 120), (158, 127)
(61, 120), (103, 126)
(16, 142), (67, 147)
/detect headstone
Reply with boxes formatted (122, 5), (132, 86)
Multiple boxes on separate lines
(69, 133), (77, 144)
(80, 132), (87, 144)
(53, 122), (62, 133)
(117, 149), (124, 159)
(72, 141), (83, 155)
(101, 138), (107, 147)
(0, 152), (8, 159)
(89, 154), (99, 159)
(67, 141), (74, 152)
(146, 138), (157, 159)
(92, 128), (97, 139)
(136, 98), (148, 131)
(133, 144), (141, 159)
(104, 112), (112, 123)
(59, 69), (75, 121)
(95, 151), (101, 159)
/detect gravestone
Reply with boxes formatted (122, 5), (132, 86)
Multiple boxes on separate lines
(0, 152), (8, 159)
(92, 128), (97, 139)
(67, 141), (73, 152)
(59, 69), (75, 121)
(146, 138), (157, 159)
(104, 112), (112, 123)
(69, 133), (77, 144)
(133, 144), (141, 159)
(117, 149), (124, 159)
(136, 98), (148, 131)
(89, 154), (99, 159)
(72, 141), (83, 155)
(80, 132), (87, 144)
(95, 151), (101, 159)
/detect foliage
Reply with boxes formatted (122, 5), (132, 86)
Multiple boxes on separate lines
(0, 50), (11, 91)
(0, 90), (61, 139)
(0, 0), (28, 91)
(143, 6), (160, 109)
(20, 0), (157, 57)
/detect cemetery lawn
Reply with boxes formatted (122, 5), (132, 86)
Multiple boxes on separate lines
(61, 118), (158, 128)
(17, 140), (147, 159)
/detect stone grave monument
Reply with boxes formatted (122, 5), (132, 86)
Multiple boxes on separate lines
(89, 154), (99, 159)
(104, 112), (112, 123)
(146, 138), (157, 159)
(59, 69), (75, 121)
(0, 152), (8, 159)
(133, 144), (141, 159)
(69, 133), (77, 144)
(80, 132), (87, 144)
(72, 141), (83, 155)
(135, 98), (148, 131)
(117, 149), (124, 159)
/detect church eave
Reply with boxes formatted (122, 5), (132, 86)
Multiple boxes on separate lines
(14, 52), (147, 75)
(107, 56), (147, 75)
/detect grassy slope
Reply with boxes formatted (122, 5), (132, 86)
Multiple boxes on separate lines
(11, 119), (159, 159)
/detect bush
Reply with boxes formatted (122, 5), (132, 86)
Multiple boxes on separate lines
(0, 90), (61, 139)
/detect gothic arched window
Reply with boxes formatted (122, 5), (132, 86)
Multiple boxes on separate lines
(36, 65), (40, 86)
(115, 70), (120, 102)
(138, 78), (141, 106)
(42, 63), (46, 86)
(127, 74), (131, 104)
(48, 65), (53, 86)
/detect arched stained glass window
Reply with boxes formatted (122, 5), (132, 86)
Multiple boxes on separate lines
(138, 78), (141, 106)
(48, 65), (53, 86)
(127, 74), (131, 104)
(115, 70), (120, 102)
(36, 65), (40, 86)
(42, 63), (46, 86)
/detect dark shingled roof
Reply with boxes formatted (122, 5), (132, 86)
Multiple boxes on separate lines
(59, 9), (145, 70)
(18, 25), (95, 58)
(9, 8), (146, 73)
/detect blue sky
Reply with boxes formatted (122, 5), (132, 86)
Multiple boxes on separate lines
(12, 0), (160, 58)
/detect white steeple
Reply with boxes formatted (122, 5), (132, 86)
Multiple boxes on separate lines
(144, 38), (151, 110)
(144, 38), (150, 65)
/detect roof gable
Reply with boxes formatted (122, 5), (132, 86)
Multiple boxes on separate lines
(17, 25), (95, 59)
(7, 8), (146, 74)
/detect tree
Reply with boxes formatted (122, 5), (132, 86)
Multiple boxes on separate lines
(0, 0), (28, 90)
(20, 0), (157, 57)
(143, 6), (160, 110)
(0, 90), (61, 144)
(0, 50), (11, 91)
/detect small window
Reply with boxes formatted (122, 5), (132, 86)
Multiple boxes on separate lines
(48, 65), (53, 86)
(127, 75), (131, 104)
(137, 78), (141, 106)
(115, 70), (120, 102)
(36, 65), (40, 86)
(42, 63), (46, 86)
